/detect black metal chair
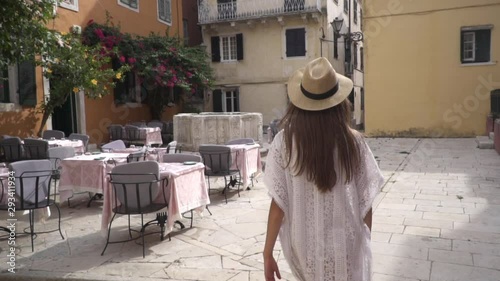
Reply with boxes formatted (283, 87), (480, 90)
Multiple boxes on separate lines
(0, 137), (24, 163)
(199, 145), (241, 204)
(127, 151), (146, 163)
(24, 138), (49, 160)
(102, 161), (169, 258)
(68, 133), (90, 152)
(0, 160), (64, 251)
(42, 130), (65, 140)
(108, 124), (125, 142)
(125, 125), (147, 147)
(269, 119), (280, 143)
(161, 121), (174, 145)
(166, 141), (182, 154)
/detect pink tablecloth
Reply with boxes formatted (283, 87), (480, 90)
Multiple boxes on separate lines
(101, 162), (209, 235)
(110, 147), (168, 162)
(228, 144), (263, 189)
(48, 139), (85, 154)
(58, 153), (130, 202)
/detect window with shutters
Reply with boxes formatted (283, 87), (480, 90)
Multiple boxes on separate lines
(461, 27), (492, 64)
(221, 35), (237, 61)
(211, 34), (243, 62)
(114, 71), (142, 104)
(360, 47), (364, 71)
(158, 0), (172, 25)
(353, 0), (358, 24)
(183, 19), (189, 45)
(285, 28), (306, 58)
(353, 43), (358, 69)
(0, 69), (10, 103)
(59, 0), (79, 12)
(0, 62), (37, 111)
(344, 0), (349, 14)
(118, 0), (139, 12)
(212, 89), (239, 112)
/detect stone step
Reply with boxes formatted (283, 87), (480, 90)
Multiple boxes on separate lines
(489, 131), (495, 140)
(476, 136), (494, 149)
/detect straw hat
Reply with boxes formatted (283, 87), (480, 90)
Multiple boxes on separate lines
(287, 57), (353, 111)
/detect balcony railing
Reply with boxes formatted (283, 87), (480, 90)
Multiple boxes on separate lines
(198, 0), (321, 24)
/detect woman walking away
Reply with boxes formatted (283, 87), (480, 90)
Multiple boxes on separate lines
(263, 57), (384, 281)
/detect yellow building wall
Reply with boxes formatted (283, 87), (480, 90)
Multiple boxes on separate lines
(364, 0), (500, 137)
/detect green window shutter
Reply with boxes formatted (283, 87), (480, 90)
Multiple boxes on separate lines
(213, 89), (222, 112)
(236, 34), (244, 60)
(235, 89), (240, 112)
(211, 36), (221, 62)
(18, 60), (37, 107)
(1, 69), (9, 103)
(475, 29), (491, 63)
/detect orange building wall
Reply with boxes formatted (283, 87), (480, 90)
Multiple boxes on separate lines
(0, 66), (45, 138)
(53, 1), (183, 144)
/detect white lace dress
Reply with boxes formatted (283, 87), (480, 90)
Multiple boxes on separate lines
(264, 131), (384, 281)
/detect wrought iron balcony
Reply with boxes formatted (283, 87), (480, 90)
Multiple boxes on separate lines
(198, 0), (322, 24)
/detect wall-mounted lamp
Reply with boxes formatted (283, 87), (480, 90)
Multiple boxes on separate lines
(331, 17), (363, 42)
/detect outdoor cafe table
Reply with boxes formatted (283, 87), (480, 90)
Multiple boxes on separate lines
(101, 162), (210, 235)
(48, 139), (85, 154)
(108, 147), (168, 162)
(58, 153), (130, 203)
(228, 143), (262, 189)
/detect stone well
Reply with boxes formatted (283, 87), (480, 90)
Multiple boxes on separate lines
(173, 112), (263, 151)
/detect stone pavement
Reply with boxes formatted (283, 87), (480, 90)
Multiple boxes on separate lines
(0, 138), (499, 281)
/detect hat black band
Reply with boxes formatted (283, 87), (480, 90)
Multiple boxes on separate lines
(300, 82), (339, 101)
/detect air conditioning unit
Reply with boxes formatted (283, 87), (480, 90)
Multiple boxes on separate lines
(491, 89), (500, 115)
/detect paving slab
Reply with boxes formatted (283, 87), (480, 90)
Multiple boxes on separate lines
(1, 138), (500, 280)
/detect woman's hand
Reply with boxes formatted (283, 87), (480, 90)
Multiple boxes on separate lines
(264, 255), (281, 281)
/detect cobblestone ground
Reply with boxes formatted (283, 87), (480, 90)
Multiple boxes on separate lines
(0, 138), (499, 281)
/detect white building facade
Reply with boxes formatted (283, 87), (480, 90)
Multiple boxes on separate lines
(199, 0), (364, 128)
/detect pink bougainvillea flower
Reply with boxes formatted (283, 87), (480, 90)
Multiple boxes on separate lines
(171, 76), (178, 83)
(191, 88), (196, 93)
(166, 81), (175, 87)
(127, 57), (136, 64)
(119, 56), (126, 63)
(186, 72), (193, 78)
(94, 28), (105, 39)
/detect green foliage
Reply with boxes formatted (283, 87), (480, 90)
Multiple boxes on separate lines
(35, 30), (129, 135)
(0, 0), (57, 69)
(82, 19), (214, 119)
(40, 31), (129, 114)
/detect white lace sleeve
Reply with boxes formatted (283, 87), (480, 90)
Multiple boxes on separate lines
(263, 131), (289, 215)
(355, 138), (385, 219)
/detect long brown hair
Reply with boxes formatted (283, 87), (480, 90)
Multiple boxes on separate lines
(280, 99), (361, 192)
